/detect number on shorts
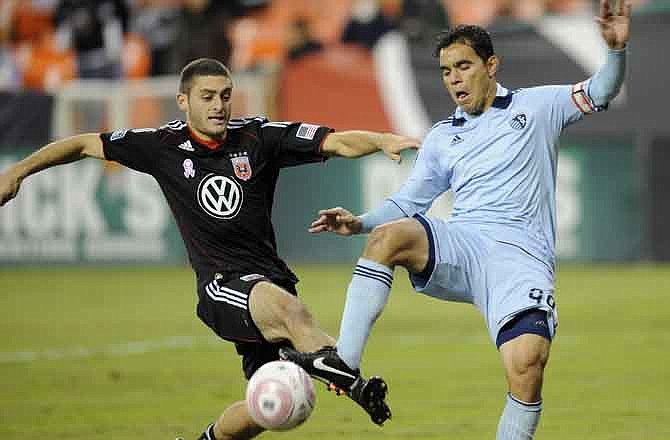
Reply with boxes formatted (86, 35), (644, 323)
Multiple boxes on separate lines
(529, 288), (556, 310)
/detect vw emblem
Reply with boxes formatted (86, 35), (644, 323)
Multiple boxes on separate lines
(197, 174), (243, 219)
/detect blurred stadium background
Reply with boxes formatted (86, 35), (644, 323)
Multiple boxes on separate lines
(1, 1), (669, 439)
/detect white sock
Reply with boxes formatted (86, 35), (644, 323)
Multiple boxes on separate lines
(496, 393), (542, 440)
(335, 258), (393, 369)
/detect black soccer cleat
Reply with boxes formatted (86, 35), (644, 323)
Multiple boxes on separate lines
(346, 375), (392, 426)
(279, 346), (392, 426)
(279, 346), (358, 389)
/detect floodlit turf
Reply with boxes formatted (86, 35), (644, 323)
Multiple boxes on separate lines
(1, 264), (669, 439)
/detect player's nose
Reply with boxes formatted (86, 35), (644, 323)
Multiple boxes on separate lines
(211, 97), (223, 111)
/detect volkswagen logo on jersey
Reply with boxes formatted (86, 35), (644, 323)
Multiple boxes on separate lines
(510, 113), (527, 130)
(197, 174), (244, 219)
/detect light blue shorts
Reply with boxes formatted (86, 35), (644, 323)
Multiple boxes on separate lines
(410, 214), (558, 344)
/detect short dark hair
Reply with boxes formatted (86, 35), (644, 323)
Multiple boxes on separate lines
(433, 25), (494, 63)
(179, 58), (232, 94)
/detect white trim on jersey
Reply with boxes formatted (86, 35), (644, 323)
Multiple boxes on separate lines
(260, 122), (290, 128)
(162, 120), (187, 130)
(228, 116), (266, 126)
(227, 117), (267, 129)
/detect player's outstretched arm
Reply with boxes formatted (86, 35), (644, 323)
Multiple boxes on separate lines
(579, 0), (630, 109)
(0, 133), (104, 206)
(321, 131), (419, 162)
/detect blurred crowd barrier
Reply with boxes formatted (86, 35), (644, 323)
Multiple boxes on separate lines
(0, 0), (665, 92)
(1, 4), (669, 266)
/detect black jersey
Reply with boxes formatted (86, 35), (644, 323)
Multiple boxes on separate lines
(100, 117), (332, 288)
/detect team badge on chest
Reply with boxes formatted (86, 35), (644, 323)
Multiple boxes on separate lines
(230, 151), (252, 181)
(510, 113), (527, 130)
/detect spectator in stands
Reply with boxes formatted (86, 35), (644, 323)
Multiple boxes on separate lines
(341, 0), (397, 50)
(128, 0), (181, 76)
(286, 18), (323, 62)
(54, 0), (129, 79)
(400, 0), (450, 41)
(0, 0), (20, 90)
(169, 0), (235, 72)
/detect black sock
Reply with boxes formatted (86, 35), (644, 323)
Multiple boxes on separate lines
(198, 423), (216, 440)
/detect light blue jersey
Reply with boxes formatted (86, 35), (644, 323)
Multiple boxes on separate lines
(335, 50), (625, 360)
(389, 83), (590, 270)
(363, 82), (602, 341)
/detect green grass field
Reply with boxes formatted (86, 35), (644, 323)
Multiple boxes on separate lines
(1, 264), (669, 439)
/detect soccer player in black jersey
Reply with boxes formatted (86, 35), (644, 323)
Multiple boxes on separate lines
(0, 58), (418, 439)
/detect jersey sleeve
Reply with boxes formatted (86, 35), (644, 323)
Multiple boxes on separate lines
(528, 84), (603, 131)
(260, 121), (333, 168)
(387, 129), (451, 217)
(100, 128), (162, 174)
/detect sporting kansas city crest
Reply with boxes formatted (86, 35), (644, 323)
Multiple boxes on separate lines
(510, 113), (527, 130)
(230, 152), (252, 181)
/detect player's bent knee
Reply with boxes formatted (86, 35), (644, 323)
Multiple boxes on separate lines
(502, 334), (550, 374)
(365, 223), (397, 255)
(364, 219), (428, 269)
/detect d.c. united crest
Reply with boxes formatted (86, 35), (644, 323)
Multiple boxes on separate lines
(230, 153), (252, 181)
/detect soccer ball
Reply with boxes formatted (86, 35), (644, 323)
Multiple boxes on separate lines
(245, 360), (316, 431)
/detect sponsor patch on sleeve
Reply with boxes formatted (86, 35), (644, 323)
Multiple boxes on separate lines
(110, 129), (129, 141)
(296, 123), (320, 140)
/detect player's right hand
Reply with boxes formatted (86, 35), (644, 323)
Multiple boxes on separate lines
(309, 207), (362, 236)
(0, 171), (22, 206)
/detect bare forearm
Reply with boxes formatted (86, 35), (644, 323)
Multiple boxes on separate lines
(322, 131), (385, 158)
(10, 133), (103, 180)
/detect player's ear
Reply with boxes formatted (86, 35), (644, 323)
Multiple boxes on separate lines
(487, 55), (499, 78)
(176, 93), (189, 113)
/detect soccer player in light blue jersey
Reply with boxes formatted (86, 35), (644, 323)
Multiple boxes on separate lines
(281, 0), (630, 438)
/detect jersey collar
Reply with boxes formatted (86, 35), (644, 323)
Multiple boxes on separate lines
(188, 125), (226, 150)
(454, 83), (512, 121)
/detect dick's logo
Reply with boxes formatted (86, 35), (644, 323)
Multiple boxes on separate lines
(197, 174), (243, 219)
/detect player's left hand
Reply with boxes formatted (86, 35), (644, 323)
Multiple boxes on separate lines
(380, 134), (420, 163)
(596, 0), (631, 50)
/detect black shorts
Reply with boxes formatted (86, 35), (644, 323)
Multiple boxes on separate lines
(197, 273), (298, 379)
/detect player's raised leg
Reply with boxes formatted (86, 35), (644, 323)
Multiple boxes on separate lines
(280, 218), (428, 425)
(194, 278), (336, 439)
(337, 217), (429, 369)
(248, 281), (335, 351)
(249, 279), (392, 423)
(496, 320), (552, 439)
(268, 271), (394, 425)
